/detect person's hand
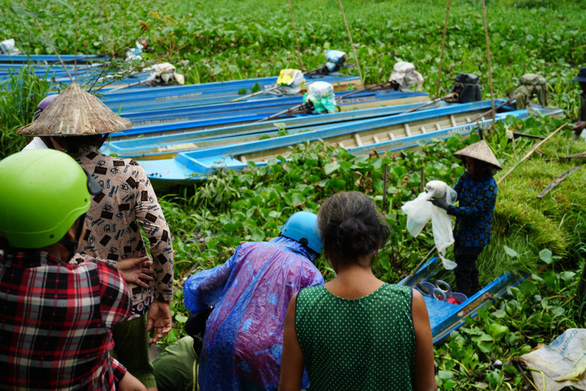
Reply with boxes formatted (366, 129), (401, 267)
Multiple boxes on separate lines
(116, 256), (154, 289)
(573, 121), (586, 140)
(429, 197), (448, 210)
(147, 300), (172, 343)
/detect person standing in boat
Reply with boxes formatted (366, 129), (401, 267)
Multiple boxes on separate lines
(279, 192), (436, 391)
(570, 67), (586, 140)
(181, 211), (324, 391)
(17, 83), (175, 391)
(430, 140), (501, 297)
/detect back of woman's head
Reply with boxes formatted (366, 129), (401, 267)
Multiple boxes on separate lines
(318, 192), (390, 263)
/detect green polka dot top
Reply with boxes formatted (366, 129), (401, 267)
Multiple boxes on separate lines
(295, 284), (415, 391)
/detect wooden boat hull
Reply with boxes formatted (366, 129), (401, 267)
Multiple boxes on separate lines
(399, 257), (526, 344)
(104, 100), (447, 159)
(138, 101), (563, 181)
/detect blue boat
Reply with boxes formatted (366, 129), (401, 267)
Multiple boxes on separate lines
(138, 101), (563, 182)
(0, 53), (101, 64)
(114, 88), (430, 128)
(399, 256), (527, 344)
(104, 100), (447, 159)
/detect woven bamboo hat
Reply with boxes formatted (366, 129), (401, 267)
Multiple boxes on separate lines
(18, 83), (132, 136)
(453, 140), (502, 170)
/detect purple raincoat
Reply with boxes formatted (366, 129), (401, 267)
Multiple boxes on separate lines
(184, 236), (323, 390)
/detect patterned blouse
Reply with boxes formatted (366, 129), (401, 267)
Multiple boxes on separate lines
(295, 284), (416, 391)
(0, 250), (130, 390)
(447, 171), (498, 247)
(71, 145), (174, 318)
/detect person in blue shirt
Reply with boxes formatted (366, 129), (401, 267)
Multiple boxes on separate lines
(431, 140), (501, 297)
(166, 211), (324, 391)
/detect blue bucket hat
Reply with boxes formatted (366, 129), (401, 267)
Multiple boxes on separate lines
(571, 67), (586, 82)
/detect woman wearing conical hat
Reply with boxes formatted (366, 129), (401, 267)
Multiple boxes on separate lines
(18, 83), (175, 391)
(430, 140), (501, 297)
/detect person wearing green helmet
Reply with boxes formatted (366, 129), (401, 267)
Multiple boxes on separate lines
(17, 83), (175, 391)
(0, 149), (146, 390)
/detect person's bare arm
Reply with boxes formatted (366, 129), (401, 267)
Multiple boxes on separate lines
(278, 293), (304, 391)
(412, 289), (438, 391)
(119, 371), (147, 391)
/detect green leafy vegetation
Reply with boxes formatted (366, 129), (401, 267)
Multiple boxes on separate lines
(2, 0), (586, 388)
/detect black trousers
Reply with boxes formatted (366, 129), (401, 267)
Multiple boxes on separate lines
(453, 243), (484, 298)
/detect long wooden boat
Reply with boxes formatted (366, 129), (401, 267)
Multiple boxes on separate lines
(0, 53), (101, 64)
(138, 101), (563, 181)
(399, 256), (527, 344)
(100, 73), (362, 105)
(104, 100), (447, 159)
(115, 88), (430, 128)
(103, 75), (364, 113)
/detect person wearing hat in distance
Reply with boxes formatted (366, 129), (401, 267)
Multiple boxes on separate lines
(429, 140), (501, 297)
(18, 83), (175, 391)
(22, 94), (59, 151)
(180, 211), (325, 391)
(570, 67), (586, 140)
(0, 149), (145, 390)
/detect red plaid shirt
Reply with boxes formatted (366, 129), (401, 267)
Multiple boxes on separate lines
(0, 250), (131, 390)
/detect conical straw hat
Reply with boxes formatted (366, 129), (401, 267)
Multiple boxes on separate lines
(453, 140), (502, 170)
(18, 83), (132, 136)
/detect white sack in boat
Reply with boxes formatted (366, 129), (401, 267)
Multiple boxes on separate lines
(144, 62), (185, 85)
(390, 61), (424, 91)
(276, 69), (306, 94)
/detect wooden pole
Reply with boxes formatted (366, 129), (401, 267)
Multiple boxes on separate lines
(338, 0), (365, 89)
(287, 0), (304, 71)
(436, 0), (452, 97)
(382, 163), (388, 214)
(497, 123), (569, 185)
(481, 0), (496, 133)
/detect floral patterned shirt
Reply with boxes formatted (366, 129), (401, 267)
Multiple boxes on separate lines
(71, 145), (174, 318)
(447, 172), (497, 247)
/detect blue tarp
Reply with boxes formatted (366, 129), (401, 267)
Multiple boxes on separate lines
(184, 236), (324, 390)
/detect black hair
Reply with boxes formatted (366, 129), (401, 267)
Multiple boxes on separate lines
(53, 135), (107, 152)
(318, 191), (390, 264)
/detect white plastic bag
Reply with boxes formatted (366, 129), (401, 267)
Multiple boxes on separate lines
(401, 180), (457, 270)
(276, 69), (306, 94)
(389, 61), (424, 91)
(520, 329), (586, 391)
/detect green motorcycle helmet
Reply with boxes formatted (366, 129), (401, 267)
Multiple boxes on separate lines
(0, 149), (101, 249)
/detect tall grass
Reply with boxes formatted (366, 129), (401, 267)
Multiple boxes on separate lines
(0, 67), (52, 158)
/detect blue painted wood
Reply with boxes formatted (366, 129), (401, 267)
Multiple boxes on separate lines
(115, 89), (429, 128)
(138, 102), (563, 181)
(0, 54), (100, 64)
(399, 256), (526, 344)
(104, 101), (448, 159)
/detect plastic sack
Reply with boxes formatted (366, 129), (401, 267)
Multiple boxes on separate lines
(520, 329), (586, 391)
(303, 81), (336, 113)
(144, 62), (185, 85)
(389, 61), (424, 91)
(401, 181), (457, 270)
(276, 69), (306, 94)
(183, 237), (323, 390)
(325, 50), (347, 72)
(0, 39), (20, 55)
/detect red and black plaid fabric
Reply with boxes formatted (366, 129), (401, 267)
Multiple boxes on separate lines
(0, 250), (131, 390)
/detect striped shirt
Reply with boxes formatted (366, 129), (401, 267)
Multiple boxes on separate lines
(0, 250), (131, 390)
